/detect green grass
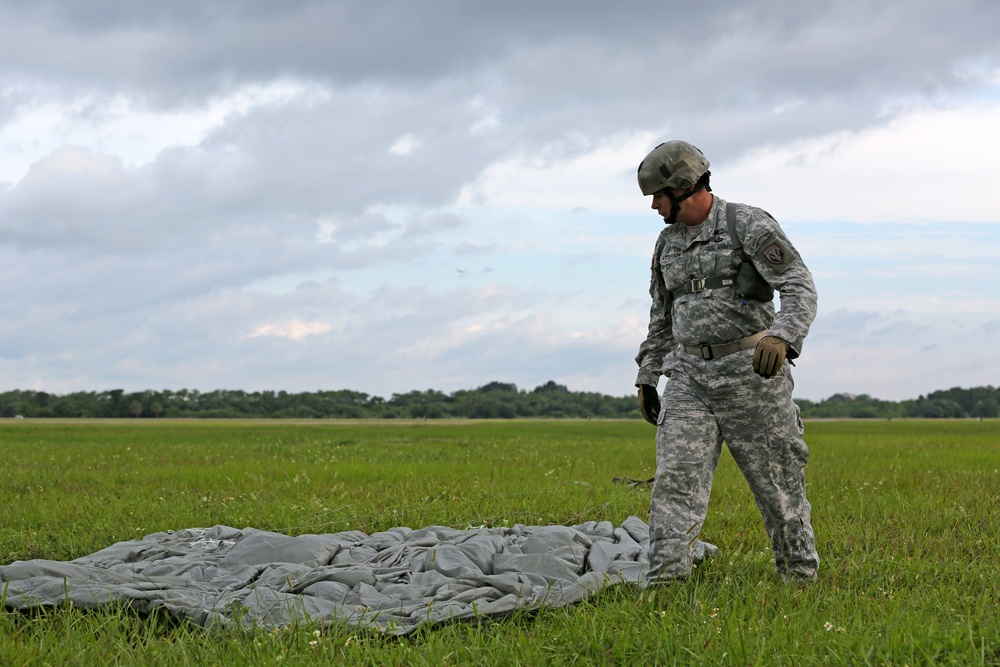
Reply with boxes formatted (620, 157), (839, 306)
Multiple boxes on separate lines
(1, 418), (998, 665)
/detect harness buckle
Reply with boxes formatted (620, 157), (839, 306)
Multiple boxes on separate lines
(699, 345), (714, 360)
(689, 278), (706, 293)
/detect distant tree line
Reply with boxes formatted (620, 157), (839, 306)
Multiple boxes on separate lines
(0, 381), (636, 420)
(794, 386), (1000, 419)
(1, 384), (996, 420)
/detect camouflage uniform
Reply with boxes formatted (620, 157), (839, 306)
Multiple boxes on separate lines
(635, 195), (819, 582)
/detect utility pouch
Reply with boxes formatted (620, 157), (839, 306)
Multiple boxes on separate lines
(726, 202), (775, 302)
(735, 260), (775, 302)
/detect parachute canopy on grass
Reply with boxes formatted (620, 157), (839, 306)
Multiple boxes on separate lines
(1, 517), (717, 635)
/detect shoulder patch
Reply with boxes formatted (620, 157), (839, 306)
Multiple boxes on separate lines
(753, 233), (797, 273)
(762, 242), (785, 265)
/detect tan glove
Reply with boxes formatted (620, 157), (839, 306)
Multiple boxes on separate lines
(753, 336), (788, 378)
(637, 384), (660, 425)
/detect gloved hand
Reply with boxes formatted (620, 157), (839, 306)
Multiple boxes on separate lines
(637, 384), (660, 425)
(753, 336), (788, 378)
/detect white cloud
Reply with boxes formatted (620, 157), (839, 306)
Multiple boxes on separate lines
(719, 100), (1000, 224)
(0, 80), (322, 184)
(465, 95), (502, 134)
(457, 132), (653, 214)
(453, 98), (1000, 228)
(389, 134), (422, 156)
(18, 145), (125, 187)
(243, 319), (332, 341)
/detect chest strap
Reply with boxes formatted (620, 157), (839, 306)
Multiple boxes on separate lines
(674, 276), (734, 297)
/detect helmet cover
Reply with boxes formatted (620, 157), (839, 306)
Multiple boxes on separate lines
(637, 141), (710, 195)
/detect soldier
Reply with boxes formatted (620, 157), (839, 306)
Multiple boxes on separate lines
(634, 140), (819, 584)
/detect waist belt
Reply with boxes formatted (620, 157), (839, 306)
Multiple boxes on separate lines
(681, 330), (767, 360)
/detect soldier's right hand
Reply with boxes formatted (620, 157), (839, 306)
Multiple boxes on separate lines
(637, 384), (660, 425)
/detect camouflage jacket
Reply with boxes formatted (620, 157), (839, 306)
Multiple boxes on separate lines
(635, 196), (817, 387)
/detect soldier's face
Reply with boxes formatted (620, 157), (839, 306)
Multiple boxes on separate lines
(651, 187), (695, 225)
(650, 190), (673, 217)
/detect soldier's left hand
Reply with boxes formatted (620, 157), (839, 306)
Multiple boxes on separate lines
(753, 336), (788, 378)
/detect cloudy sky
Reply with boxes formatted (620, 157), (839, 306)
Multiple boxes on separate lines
(2, 0), (999, 403)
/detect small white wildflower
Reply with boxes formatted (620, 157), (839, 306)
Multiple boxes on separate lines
(824, 621), (833, 631)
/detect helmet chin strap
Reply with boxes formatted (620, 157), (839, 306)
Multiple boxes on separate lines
(662, 185), (700, 225)
(663, 206), (680, 226)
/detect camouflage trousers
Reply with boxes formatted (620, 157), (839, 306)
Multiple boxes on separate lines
(647, 349), (818, 582)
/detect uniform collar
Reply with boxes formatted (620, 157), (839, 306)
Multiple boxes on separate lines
(673, 195), (724, 247)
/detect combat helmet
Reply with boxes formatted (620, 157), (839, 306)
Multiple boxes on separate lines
(637, 141), (711, 196)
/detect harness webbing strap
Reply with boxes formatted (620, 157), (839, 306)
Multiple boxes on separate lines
(726, 202), (747, 261)
(670, 202), (744, 298)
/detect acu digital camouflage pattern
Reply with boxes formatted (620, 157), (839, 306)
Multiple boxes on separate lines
(634, 196), (819, 582)
(649, 352), (818, 581)
(635, 196), (816, 384)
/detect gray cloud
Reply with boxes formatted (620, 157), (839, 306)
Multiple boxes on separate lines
(5, 2), (999, 130)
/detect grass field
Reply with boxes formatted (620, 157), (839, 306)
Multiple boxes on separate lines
(1, 418), (998, 665)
